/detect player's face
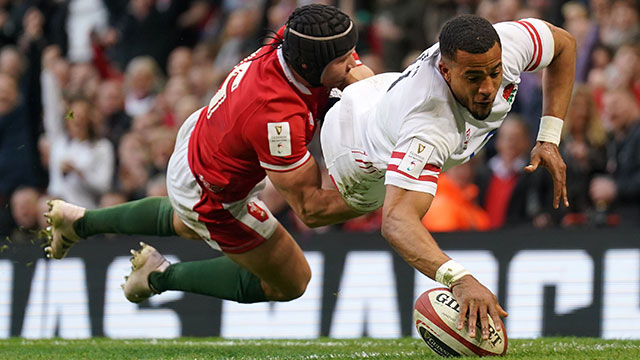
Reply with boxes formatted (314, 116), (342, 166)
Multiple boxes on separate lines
(320, 49), (357, 88)
(439, 42), (503, 120)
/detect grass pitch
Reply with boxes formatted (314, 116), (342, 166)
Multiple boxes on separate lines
(2, 337), (640, 359)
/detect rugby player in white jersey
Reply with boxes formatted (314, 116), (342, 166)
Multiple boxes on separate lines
(321, 15), (575, 339)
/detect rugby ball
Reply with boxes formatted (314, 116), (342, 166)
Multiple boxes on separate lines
(414, 288), (507, 357)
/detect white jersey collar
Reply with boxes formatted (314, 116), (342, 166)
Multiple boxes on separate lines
(277, 47), (312, 95)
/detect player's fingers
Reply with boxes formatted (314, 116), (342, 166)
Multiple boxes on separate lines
(562, 179), (570, 208)
(479, 305), (490, 340)
(525, 155), (540, 173)
(489, 303), (502, 332)
(468, 300), (478, 338)
(457, 301), (468, 331)
(553, 168), (567, 209)
(497, 303), (508, 318)
(550, 164), (564, 209)
(553, 179), (562, 209)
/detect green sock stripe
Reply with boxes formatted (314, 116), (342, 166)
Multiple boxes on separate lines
(149, 257), (266, 303)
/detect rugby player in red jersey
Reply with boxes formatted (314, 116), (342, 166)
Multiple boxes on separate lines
(45, 4), (372, 304)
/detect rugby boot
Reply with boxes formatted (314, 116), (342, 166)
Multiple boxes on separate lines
(122, 242), (171, 303)
(44, 200), (85, 259)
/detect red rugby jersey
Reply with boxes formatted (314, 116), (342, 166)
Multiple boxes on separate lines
(188, 28), (355, 205)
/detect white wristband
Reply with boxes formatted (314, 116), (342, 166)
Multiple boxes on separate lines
(536, 115), (564, 146)
(435, 260), (471, 288)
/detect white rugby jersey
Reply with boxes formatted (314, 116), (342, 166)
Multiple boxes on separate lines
(321, 19), (555, 212)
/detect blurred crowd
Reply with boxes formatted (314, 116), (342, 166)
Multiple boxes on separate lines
(1, 0), (639, 241)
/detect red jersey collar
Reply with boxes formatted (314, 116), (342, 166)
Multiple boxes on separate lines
(276, 47), (312, 95)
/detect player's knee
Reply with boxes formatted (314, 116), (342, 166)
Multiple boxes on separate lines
(279, 269), (311, 301)
(284, 280), (308, 301)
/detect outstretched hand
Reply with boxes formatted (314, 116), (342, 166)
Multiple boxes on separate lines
(451, 275), (508, 339)
(525, 141), (569, 209)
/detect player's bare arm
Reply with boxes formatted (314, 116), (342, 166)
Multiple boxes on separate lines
(525, 21), (576, 209)
(381, 185), (508, 339)
(266, 156), (364, 228)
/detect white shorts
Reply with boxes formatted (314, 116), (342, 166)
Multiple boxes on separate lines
(167, 108), (279, 253)
(321, 75), (399, 213)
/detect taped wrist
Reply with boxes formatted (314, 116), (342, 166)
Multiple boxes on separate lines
(436, 260), (471, 288)
(536, 115), (564, 146)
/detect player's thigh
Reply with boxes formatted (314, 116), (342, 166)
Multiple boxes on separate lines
(224, 223), (311, 299)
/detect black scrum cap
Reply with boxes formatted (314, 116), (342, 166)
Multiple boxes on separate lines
(282, 4), (358, 87)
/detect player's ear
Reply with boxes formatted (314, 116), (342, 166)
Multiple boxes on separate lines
(301, 63), (308, 70)
(438, 60), (451, 83)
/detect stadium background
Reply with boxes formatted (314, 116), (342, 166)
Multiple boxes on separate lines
(1, 0), (639, 340)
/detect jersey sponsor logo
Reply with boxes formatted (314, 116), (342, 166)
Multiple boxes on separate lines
(502, 83), (517, 104)
(268, 122), (292, 157)
(247, 201), (268, 222)
(397, 138), (435, 179)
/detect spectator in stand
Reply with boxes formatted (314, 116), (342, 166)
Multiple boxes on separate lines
(9, 186), (41, 243)
(131, 110), (162, 134)
(590, 43), (640, 113)
(210, 6), (262, 88)
(560, 85), (608, 225)
(187, 63), (215, 104)
(45, 96), (115, 209)
(371, 0), (428, 72)
(600, 0), (640, 49)
(157, 75), (189, 128)
(115, 132), (150, 200)
(495, 0), (522, 23)
(586, 44), (614, 98)
(124, 56), (163, 117)
(173, 95), (202, 129)
(562, 1), (601, 83)
(42, 65), (115, 209)
(422, 162), (491, 233)
(110, 0), (183, 71)
(166, 46), (193, 78)
(66, 62), (101, 100)
(147, 127), (176, 175)
(0, 72), (40, 236)
(590, 0), (611, 25)
(476, 116), (553, 229)
(590, 88), (640, 225)
(0, 46), (23, 81)
(65, 0), (109, 63)
(10, 186), (40, 229)
(95, 79), (131, 148)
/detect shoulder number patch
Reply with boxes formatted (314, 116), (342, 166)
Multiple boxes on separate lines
(397, 138), (435, 178)
(268, 122), (292, 157)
